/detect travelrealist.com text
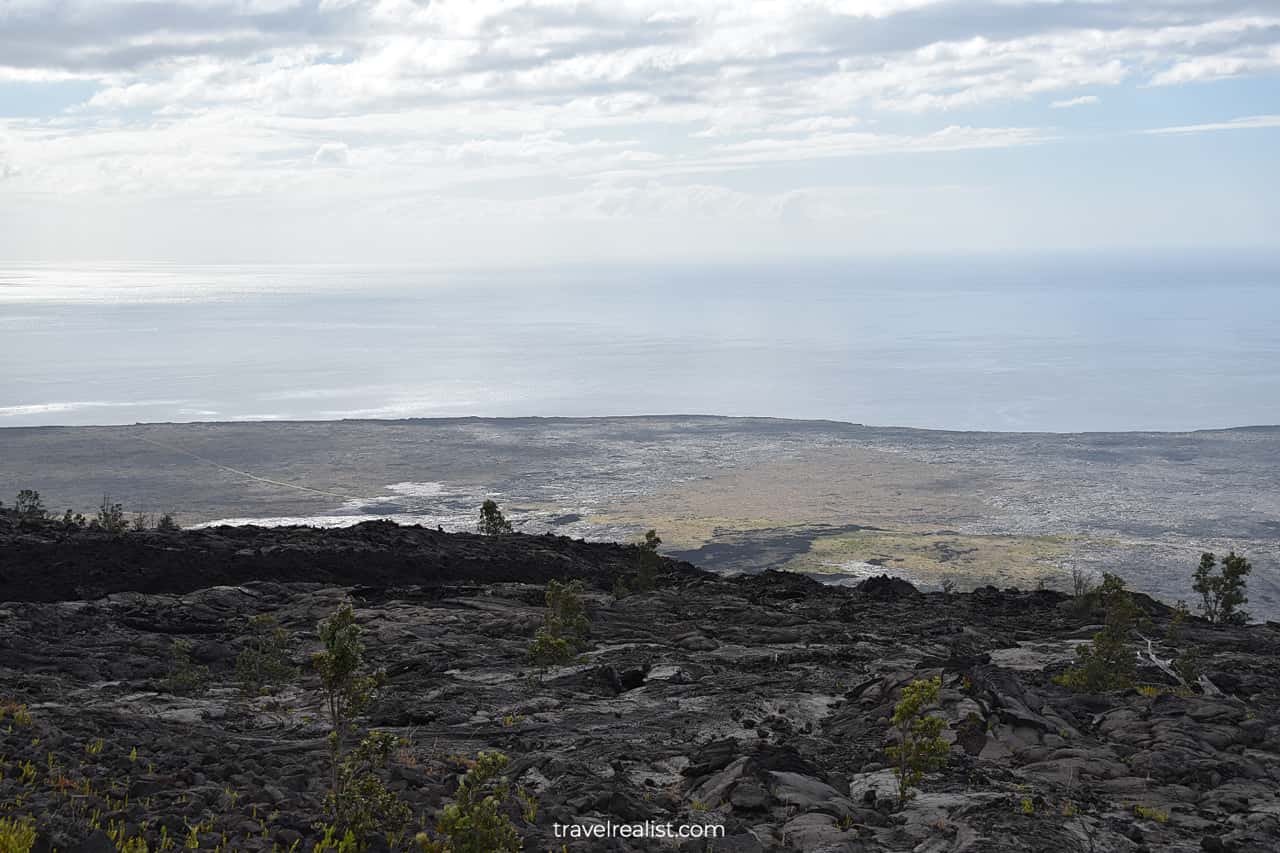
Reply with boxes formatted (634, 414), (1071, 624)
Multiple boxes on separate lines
(552, 821), (726, 840)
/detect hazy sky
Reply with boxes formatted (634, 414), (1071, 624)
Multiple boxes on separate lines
(1, 0), (1278, 264)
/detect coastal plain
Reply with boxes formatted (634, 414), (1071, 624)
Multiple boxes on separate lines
(1, 416), (1277, 618)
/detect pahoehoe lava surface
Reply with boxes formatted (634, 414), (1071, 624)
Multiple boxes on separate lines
(2, 511), (1280, 852)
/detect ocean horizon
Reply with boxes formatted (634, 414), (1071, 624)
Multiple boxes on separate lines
(4, 251), (1279, 433)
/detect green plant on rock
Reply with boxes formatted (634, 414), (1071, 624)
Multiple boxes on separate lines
(884, 675), (950, 805)
(156, 512), (180, 532)
(312, 824), (359, 853)
(1054, 573), (1136, 693)
(528, 579), (590, 668)
(1192, 551), (1251, 625)
(631, 529), (663, 591)
(324, 731), (413, 846)
(0, 815), (37, 853)
(415, 752), (522, 853)
(313, 604), (385, 812)
(235, 614), (299, 695)
(161, 639), (210, 696)
(477, 500), (512, 536)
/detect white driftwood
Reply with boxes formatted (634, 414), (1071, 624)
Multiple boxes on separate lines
(1135, 633), (1225, 697)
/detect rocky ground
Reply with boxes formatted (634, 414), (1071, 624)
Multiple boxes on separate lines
(2, 511), (1280, 852)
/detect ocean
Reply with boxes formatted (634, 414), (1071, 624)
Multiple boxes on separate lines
(3, 252), (1279, 432)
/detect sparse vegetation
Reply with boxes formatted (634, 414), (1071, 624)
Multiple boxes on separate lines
(634, 528), (662, 590)
(93, 494), (129, 534)
(1070, 568), (1100, 601)
(156, 512), (179, 531)
(615, 528), (663, 596)
(1055, 573), (1136, 693)
(0, 815), (37, 853)
(415, 752), (522, 853)
(1192, 551), (1251, 625)
(14, 489), (45, 520)
(235, 614), (299, 695)
(477, 500), (512, 536)
(325, 731), (413, 846)
(884, 675), (950, 805)
(313, 604), (384, 805)
(161, 639), (210, 696)
(528, 579), (590, 668)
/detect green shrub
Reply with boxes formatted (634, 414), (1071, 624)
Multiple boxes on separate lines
(477, 500), (512, 536)
(0, 816), (37, 853)
(325, 731), (413, 846)
(235, 614), (299, 695)
(156, 512), (179, 531)
(313, 604), (384, 803)
(14, 489), (45, 520)
(528, 579), (590, 668)
(631, 529), (663, 591)
(885, 675), (950, 804)
(161, 639), (210, 696)
(416, 752), (522, 853)
(1192, 551), (1251, 625)
(1055, 573), (1136, 692)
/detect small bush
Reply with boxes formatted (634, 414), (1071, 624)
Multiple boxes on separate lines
(0, 816), (37, 853)
(235, 614), (299, 694)
(885, 675), (950, 804)
(1071, 567), (1096, 599)
(1192, 551), (1251, 625)
(416, 752), (522, 853)
(528, 579), (590, 668)
(313, 604), (384, 801)
(161, 639), (210, 696)
(477, 500), (512, 536)
(325, 731), (413, 845)
(1054, 573), (1136, 693)
(156, 512), (180, 531)
(93, 494), (129, 534)
(14, 489), (45, 520)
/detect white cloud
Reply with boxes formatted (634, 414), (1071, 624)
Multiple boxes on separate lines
(1051, 94), (1099, 108)
(1143, 114), (1280, 135)
(0, 1), (1277, 261)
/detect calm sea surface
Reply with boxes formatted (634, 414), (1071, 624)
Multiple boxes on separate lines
(3, 253), (1278, 432)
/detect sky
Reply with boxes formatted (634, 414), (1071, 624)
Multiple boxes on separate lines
(1, 0), (1278, 265)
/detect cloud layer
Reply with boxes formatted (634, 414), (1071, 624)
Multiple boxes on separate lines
(2, 0), (1278, 260)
